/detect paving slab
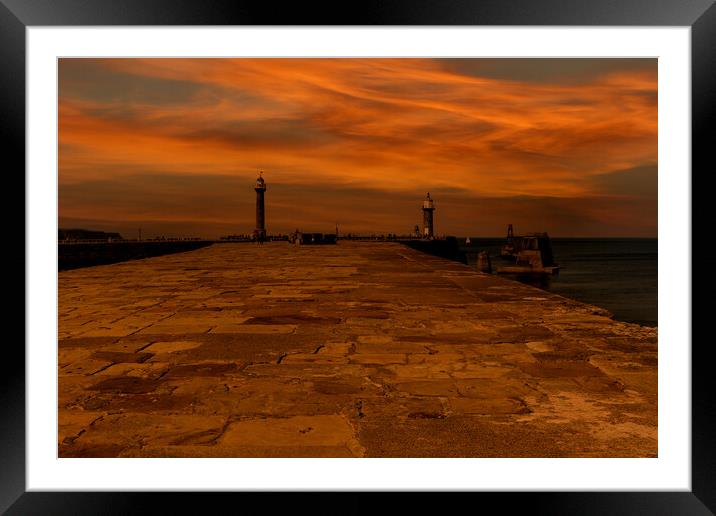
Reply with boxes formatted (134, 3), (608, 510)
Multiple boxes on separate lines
(58, 242), (657, 457)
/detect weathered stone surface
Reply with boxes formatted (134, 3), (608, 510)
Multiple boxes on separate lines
(91, 351), (154, 363)
(87, 376), (164, 394)
(144, 340), (203, 353)
(58, 242), (657, 457)
(217, 415), (364, 457)
(59, 414), (227, 457)
(164, 362), (239, 377)
(61, 359), (113, 376)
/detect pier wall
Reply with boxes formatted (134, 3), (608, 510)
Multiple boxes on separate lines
(58, 241), (657, 458)
(58, 241), (215, 271)
(400, 237), (467, 264)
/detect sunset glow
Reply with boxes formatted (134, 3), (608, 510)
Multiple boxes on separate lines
(58, 58), (657, 238)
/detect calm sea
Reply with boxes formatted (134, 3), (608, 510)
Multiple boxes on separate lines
(459, 238), (657, 327)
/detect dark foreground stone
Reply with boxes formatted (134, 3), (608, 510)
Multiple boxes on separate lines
(58, 242), (657, 458)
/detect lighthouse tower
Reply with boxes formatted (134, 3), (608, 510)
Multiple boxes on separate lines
(254, 171), (267, 241)
(422, 192), (435, 239)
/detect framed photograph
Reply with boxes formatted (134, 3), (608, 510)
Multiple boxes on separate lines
(5, 0), (714, 513)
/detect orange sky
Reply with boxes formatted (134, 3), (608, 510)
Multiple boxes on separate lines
(58, 58), (657, 238)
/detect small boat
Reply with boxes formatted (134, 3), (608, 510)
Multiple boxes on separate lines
(496, 232), (560, 275)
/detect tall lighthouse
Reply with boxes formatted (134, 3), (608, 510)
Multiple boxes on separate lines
(422, 192), (435, 239)
(254, 171), (267, 241)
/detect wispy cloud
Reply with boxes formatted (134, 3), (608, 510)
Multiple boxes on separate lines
(59, 58), (657, 237)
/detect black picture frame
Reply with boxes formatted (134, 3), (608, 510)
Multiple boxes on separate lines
(3, 0), (714, 513)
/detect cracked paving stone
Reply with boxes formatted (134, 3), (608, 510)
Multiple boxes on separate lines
(59, 242), (657, 458)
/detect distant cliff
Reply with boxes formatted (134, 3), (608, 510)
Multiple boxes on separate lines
(59, 228), (123, 241)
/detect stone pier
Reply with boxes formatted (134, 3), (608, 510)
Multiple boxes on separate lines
(58, 242), (657, 457)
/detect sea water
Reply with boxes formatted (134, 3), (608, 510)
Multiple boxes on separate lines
(460, 238), (657, 327)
